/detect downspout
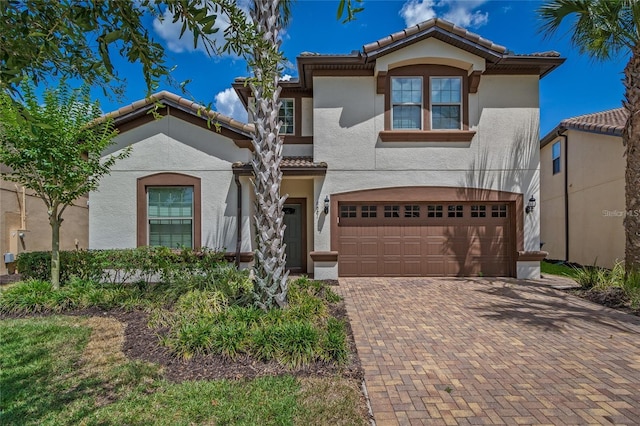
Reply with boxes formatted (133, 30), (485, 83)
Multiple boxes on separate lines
(234, 173), (242, 268)
(557, 130), (569, 262)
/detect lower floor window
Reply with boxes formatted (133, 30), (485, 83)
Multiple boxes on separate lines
(148, 187), (193, 248)
(149, 219), (192, 248)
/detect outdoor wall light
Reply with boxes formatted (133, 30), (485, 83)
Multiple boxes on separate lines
(525, 196), (536, 214)
(323, 196), (330, 214)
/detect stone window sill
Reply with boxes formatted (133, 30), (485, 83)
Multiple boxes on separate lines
(379, 130), (476, 143)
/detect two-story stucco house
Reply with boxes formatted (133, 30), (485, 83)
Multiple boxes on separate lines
(89, 18), (564, 280)
(540, 108), (627, 268)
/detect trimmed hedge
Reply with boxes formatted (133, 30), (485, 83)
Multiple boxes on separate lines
(16, 247), (226, 285)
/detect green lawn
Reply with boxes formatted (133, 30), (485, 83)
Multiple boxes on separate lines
(540, 260), (580, 279)
(0, 316), (368, 426)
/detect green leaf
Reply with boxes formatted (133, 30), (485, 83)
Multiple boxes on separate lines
(337, 0), (345, 20)
(103, 30), (122, 43)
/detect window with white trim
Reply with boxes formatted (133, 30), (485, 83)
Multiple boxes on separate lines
(431, 77), (462, 130)
(148, 187), (193, 248)
(391, 77), (422, 129)
(278, 99), (294, 134)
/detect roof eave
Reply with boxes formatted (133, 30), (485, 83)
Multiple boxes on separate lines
(540, 125), (566, 148)
(490, 56), (566, 78)
(363, 26), (504, 63)
(107, 94), (254, 138)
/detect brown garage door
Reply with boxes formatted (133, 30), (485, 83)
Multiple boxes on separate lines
(338, 203), (513, 277)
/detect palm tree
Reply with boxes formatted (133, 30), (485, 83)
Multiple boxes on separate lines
(248, 0), (290, 309)
(539, 0), (640, 271)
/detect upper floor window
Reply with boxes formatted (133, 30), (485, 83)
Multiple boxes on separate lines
(391, 77), (422, 129)
(279, 99), (294, 135)
(381, 65), (473, 142)
(431, 77), (462, 130)
(552, 141), (561, 174)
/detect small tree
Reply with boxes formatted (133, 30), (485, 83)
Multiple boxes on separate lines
(0, 81), (130, 289)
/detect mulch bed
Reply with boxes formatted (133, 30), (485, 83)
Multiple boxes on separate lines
(0, 302), (364, 384)
(567, 287), (639, 316)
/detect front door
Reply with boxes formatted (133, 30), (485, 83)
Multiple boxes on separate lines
(283, 199), (306, 273)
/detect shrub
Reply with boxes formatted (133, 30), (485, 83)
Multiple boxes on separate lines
(15, 247), (228, 286)
(622, 268), (640, 309)
(169, 318), (217, 359)
(208, 322), (249, 359)
(162, 263), (253, 305)
(175, 289), (228, 320)
(158, 278), (349, 367)
(0, 278), (150, 314)
(573, 262), (607, 290)
(0, 280), (56, 313)
(15, 252), (52, 281)
(322, 317), (348, 363)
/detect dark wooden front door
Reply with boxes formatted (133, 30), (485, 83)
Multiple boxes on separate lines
(283, 199), (306, 273)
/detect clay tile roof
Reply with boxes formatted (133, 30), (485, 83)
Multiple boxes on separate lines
(233, 156), (327, 168)
(362, 18), (507, 55)
(517, 51), (562, 57)
(280, 156), (327, 168)
(541, 107), (627, 147)
(561, 108), (627, 136)
(232, 157), (327, 175)
(103, 90), (254, 135)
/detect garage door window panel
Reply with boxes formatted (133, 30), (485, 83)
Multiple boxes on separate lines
(492, 204), (508, 218)
(340, 205), (357, 218)
(404, 205), (420, 218)
(384, 205), (400, 218)
(362, 205), (377, 218)
(448, 205), (463, 218)
(427, 205), (443, 218)
(471, 205), (487, 218)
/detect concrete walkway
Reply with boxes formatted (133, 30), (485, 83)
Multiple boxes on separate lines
(338, 277), (640, 425)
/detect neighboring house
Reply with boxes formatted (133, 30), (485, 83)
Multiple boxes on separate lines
(90, 18), (564, 279)
(540, 108), (627, 268)
(1, 170), (88, 275)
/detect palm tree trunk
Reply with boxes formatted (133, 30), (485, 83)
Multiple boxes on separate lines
(624, 46), (640, 271)
(250, 0), (289, 310)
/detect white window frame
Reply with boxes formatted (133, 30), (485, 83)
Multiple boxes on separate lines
(429, 76), (463, 130)
(278, 98), (295, 135)
(147, 186), (194, 248)
(391, 77), (423, 130)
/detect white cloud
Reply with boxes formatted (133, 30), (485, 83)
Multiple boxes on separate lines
(443, 4), (488, 28)
(214, 88), (248, 122)
(281, 74), (292, 81)
(400, 0), (489, 29)
(399, 0), (437, 28)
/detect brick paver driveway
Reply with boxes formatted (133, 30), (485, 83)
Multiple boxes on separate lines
(338, 278), (640, 425)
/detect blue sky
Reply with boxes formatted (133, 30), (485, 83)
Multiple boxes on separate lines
(97, 0), (629, 137)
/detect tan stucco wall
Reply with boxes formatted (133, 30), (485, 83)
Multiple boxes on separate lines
(375, 37), (486, 73)
(311, 72), (542, 257)
(1, 179), (88, 275)
(540, 130), (625, 268)
(90, 116), (252, 252)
